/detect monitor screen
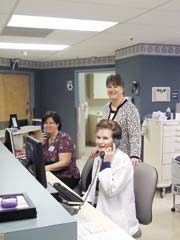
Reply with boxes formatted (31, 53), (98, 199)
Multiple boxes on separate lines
(8, 114), (20, 129)
(4, 128), (26, 158)
(25, 135), (47, 188)
(4, 129), (14, 153)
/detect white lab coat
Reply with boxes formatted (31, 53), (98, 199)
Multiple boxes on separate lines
(86, 149), (139, 236)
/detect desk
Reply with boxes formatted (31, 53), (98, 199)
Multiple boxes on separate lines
(1, 126), (42, 158)
(0, 142), (77, 240)
(0, 129), (5, 142)
(0, 125), (41, 142)
(47, 172), (134, 240)
(32, 118), (42, 126)
(13, 125), (41, 136)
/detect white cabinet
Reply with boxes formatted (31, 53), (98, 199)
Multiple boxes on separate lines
(85, 72), (114, 99)
(143, 119), (180, 196)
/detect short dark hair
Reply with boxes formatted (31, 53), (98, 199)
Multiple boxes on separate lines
(96, 119), (122, 139)
(106, 73), (124, 88)
(42, 111), (61, 130)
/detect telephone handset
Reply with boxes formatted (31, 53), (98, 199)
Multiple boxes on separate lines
(114, 138), (121, 148)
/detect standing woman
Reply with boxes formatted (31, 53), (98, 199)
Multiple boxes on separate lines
(102, 74), (141, 166)
(41, 111), (80, 189)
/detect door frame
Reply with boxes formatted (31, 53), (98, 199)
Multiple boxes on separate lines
(74, 67), (115, 158)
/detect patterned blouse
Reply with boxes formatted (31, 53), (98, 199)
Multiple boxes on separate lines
(102, 99), (141, 159)
(43, 131), (80, 179)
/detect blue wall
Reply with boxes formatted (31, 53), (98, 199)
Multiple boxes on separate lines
(34, 65), (114, 143)
(2, 54), (180, 144)
(116, 55), (180, 120)
(34, 68), (75, 138)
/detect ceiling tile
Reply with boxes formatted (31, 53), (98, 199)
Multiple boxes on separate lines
(0, 0), (180, 61)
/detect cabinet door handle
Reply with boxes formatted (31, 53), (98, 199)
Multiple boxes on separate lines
(164, 123), (180, 126)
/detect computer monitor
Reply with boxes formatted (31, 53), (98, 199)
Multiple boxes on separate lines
(4, 129), (13, 153)
(25, 135), (47, 188)
(8, 114), (20, 129)
(4, 128), (26, 158)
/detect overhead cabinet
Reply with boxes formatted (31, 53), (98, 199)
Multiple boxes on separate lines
(86, 114), (102, 145)
(86, 72), (114, 99)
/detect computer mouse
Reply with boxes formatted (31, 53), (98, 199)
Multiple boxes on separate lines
(175, 155), (180, 162)
(53, 182), (61, 188)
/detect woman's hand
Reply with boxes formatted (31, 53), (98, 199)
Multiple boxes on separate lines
(89, 147), (99, 158)
(41, 133), (48, 145)
(103, 143), (116, 163)
(45, 165), (51, 171)
(131, 157), (141, 166)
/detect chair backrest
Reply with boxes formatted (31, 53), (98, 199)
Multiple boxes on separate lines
(134, 162), (158, 225)
(74, 156), (94, 195)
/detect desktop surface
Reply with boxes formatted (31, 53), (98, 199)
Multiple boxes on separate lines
(76, 203), (134, 240)
(0, 125), (41, 143)
(46, 171), (134, 240)
(0, 142), (77, 240)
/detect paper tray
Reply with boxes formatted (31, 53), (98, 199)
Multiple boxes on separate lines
(0, 192), (37, 222)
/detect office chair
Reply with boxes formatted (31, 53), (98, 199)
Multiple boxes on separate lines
(134, 162), (158, 225)
(73, 156), (94, 196)
(74, 157), (157, 225)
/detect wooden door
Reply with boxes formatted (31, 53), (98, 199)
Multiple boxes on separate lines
(0, 74), (30, 122)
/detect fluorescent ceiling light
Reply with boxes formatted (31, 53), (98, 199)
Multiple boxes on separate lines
(8, 15), (118, 32)
(0, 42), (69, 51)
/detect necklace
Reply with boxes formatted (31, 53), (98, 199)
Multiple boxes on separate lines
(48, 132), (58, 146)
(48, 138), (55, 146)
(111, 98), (125, 110)
(108, 99), (127, 120)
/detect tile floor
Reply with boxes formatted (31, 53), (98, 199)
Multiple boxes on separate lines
(76, 147), (180, 240)
(140, 191), (180, 240)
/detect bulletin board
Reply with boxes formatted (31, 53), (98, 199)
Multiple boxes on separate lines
(0, 74), (30, 122)
(152, 87), (170, 102)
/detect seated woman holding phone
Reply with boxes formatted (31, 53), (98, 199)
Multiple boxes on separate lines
(41, 111), (80, 189)
(85, 119), (141, 238)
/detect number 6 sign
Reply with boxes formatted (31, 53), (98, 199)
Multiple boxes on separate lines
(66, 80), (73, 91)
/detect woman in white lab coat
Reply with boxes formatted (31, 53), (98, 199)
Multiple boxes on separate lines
(85, 119), (141, 237)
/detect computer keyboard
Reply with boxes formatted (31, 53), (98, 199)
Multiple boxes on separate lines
(18, 157), (30, 168)
(78, 221), (105, 236)
(78, 221), (124, 240)
(53, 182), (84, 205)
